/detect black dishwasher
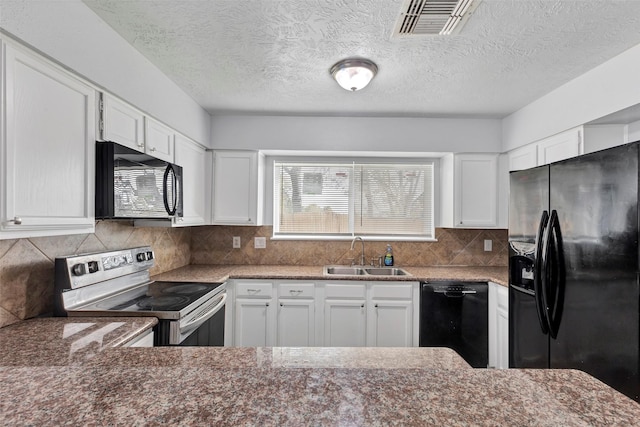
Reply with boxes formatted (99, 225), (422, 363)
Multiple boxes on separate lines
(419, 281), (488, 368)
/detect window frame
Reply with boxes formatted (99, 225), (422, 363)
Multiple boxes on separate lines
(268, 156), (439, 241)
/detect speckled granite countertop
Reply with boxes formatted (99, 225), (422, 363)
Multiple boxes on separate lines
(152, 264), (509, 286)
(0, 317), (157, 366)
(2, 344), (639, 425)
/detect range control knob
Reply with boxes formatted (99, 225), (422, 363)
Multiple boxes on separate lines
(71, 263), (87, 276)
(136, 252), (147, 262)
(146, 251), (154, 260)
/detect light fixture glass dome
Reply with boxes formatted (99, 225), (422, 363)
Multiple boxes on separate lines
(330, 58), (378, 92)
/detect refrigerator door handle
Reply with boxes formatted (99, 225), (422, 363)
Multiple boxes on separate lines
(534, 210), (551, 335)
(546, 209), (565, 339)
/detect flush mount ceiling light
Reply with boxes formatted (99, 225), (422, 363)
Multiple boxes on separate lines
(329, 58), (378, 92)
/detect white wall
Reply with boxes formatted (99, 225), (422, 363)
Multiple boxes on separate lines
(502, 43), (640, 152)
(0, 0), (211, 146)
(211, 115), (502, 153)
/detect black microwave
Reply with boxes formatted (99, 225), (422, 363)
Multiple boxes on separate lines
(96, 142), (183, 219)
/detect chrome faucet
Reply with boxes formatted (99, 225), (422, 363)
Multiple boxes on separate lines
(350, 236), (365, 266)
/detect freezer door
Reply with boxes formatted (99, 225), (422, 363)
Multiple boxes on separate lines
(509, 166), (550, 368)
(509, 286), (549, 368)
(549, 142), (639, 401)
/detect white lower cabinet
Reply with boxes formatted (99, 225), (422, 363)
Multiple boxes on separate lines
(276, 282), (315, 346)
(488, 282), (509, 369)
(230, 279), (419, 348)
(233, 281), (275, 347)
(367, 283), (414, 347)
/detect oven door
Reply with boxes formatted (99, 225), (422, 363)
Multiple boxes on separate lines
(166, 289), (227, 346)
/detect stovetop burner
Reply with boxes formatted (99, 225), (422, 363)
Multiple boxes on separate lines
(137, 295), (191, 310)
(162, 284), (209, 295)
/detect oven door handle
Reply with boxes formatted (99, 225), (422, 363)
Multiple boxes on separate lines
(181, 292), (227, 334)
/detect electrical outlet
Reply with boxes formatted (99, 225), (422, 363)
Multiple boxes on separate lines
(254, 237), (266, 249)
(484, 239), (492, 252)
(232, 236), (241, 249)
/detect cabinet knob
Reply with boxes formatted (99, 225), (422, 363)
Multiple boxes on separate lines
(137, 143), (144, 149)
(9, 216), (22, 225)
(374, 303), (378, 308)
(266, 302), (269, 307)
(361, 304), (365, 308)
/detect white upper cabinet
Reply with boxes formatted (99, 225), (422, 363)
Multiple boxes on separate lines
(507, 144), (538, 172)
(1, 42), (96, 238)
(100, 93), (175, 163)
(536, 127), (583, 165)
(440, 153), (499, 228)
(173, 134), (207, 226)
(144, 116), (174, 163)
(212, 150), (264, 225)
(100, 93), (145, 151)
(508, 124), (628, 173)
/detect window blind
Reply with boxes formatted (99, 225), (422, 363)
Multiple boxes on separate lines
(274, 161), (434, 239)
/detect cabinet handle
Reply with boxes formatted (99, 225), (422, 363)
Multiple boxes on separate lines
(149, 147), (156, 152)
(8, 216), (22, 225)
(247, 288), (261, 293)
(137, 143), (144, 149)
(289, 290), (303, 295)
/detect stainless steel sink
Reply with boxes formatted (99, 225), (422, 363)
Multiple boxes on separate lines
(364, 267), (410, 276)
(323, 265), (410, 276)
(324, 266), (367, 275)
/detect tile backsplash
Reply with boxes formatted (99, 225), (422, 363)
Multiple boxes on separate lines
(0, 221), (191, 328)
(191, 226), (508, 268)
(0, 223), (507, 329)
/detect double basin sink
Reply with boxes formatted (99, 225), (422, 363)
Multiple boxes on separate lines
(324, 265), (411, 276)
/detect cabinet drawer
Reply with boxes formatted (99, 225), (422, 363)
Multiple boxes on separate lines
(371, 284), (413, 300)
(325, 283), (366, 299)
(235, 282), (273, 298)
(278, 283), (314, 298)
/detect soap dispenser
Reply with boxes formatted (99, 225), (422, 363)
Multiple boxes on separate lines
(384, 244), (394, 266)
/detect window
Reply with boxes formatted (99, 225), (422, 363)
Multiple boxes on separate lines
(273, 160), (434, 239)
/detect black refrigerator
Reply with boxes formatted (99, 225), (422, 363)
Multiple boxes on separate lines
(509, 141), (639, 401)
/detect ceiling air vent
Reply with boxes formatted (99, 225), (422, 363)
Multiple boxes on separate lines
(393, 0), (481, 37)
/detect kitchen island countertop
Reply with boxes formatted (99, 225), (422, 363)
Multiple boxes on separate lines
(152, 264), (509, 286)
(1, 342), (639, 425)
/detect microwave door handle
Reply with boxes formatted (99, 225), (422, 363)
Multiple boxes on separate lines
(163, 164), (177, 216)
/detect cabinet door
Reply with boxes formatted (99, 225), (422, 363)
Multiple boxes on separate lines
(144, 116), (174, 163)
(537, 127), (583, 165)
(174, 135), (207, 226)
(323, 299), (366, 347)
(2, 44), (95, 237)
(496, 306), (509, 369)
(101, 94), (144, 151)
(454, 154), (498, 227)
(489, 282), (509, 368)
(368, 300), (413, 347)
(212, 151), (259, 225)
(234, 298), (274, 347)
(508, 144), (538, 171)
(277, 299), (315, 346)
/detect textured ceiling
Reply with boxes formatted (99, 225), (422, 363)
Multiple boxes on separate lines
(82, 0), (640, 118)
